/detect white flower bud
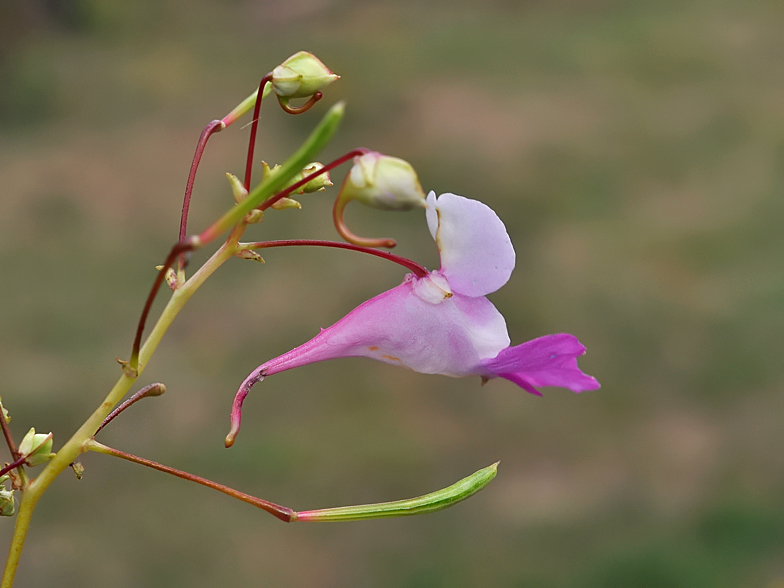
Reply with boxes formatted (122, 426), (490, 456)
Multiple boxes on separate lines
(340, 152), (426, 211)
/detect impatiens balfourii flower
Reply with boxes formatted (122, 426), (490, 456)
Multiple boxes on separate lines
(225, 192), (600, 446)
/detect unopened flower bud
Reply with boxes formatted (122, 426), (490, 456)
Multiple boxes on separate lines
(270, 197), (301, 210)
(264, 161), (332, 196)
(296, 162), (332, 193)
(226, 172), (248, 204)
(271, 52), (339, 99)
(0, 485), (14, 517)
(245, 209), (264, 224)
(0, 397), (9, 424)
(226, 173), (264, 224)
(18, 428), (55, 467)
(339, 152), (426, 211)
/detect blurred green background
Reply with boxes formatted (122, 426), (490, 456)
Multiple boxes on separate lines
(1, 0), (784, 586)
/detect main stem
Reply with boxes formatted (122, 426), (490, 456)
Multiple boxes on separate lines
(1, 102), (344, 586)
(0, 231), (242, 588)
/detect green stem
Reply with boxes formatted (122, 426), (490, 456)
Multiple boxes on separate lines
(0, 236), (240, 588)
(1, 99), (344, 587)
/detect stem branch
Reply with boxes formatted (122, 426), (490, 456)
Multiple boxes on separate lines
(84, 439), (295, 522)
(95, 383), (167, 435)
(0, 414), (18, 461)
(2, 234), (240, 588)
(0, 456), (27, 480)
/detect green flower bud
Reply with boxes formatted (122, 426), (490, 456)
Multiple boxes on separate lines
(270, 197), (301, 210)
(296, 162), (332, 194)
(226, 172), (248, 204)
(0, 486), (14, 517)
(339, 152), (426, 211)
(264, 161), (332, 196)
(18, 428), (55, 467)
(271, 52), (339, 99)
(245, 209), (264, 224)
(226, 173), (264, 224)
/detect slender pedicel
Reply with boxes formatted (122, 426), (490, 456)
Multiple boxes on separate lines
(84, 439), (296, 522)
(244, 73), (273, 191)
(333, 191), (396, 248)
(95, 383), (166, 434)
(242, 239), (428, 277)
(277, 91), (322, 115)
(179, 120), (225, 248)
(0, 456), (27, 480)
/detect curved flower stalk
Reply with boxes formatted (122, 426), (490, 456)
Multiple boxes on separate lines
(226, 192), (599, 446)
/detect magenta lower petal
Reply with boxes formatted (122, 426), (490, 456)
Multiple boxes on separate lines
(482, 333), (600, 396)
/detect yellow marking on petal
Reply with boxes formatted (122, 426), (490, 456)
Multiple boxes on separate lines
(381, 355), (402, 362)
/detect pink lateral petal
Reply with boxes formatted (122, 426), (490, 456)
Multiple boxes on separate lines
(259, 275), (510, 378)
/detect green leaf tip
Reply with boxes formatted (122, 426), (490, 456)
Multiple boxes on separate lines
(296, 461), (498, 523)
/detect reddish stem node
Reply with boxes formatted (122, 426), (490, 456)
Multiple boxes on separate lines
(129, 238), (198, 372)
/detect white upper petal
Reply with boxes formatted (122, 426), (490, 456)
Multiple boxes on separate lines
(426, 191), (439, 238)
(427, 192), (515, 297)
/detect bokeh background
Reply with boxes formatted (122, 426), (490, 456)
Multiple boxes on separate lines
(2, 0), (784, 586)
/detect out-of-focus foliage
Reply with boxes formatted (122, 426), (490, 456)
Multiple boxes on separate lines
(1, 0), (783, 586)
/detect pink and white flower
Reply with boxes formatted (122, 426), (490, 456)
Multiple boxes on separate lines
(226, 192), (599, 446)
